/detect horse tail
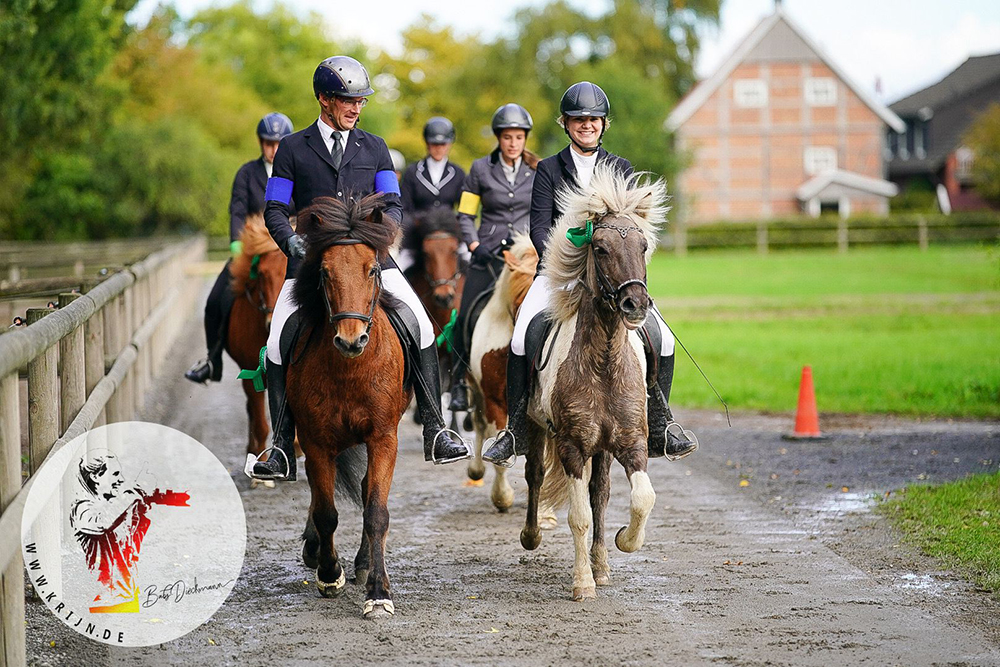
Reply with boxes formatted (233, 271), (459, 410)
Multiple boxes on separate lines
(334, 444), (368, 508)
(538, 435), (571, 510)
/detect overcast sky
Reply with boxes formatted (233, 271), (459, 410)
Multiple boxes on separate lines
(131, 0), (1000, 103)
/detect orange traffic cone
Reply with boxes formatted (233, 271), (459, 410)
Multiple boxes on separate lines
(785, 365), (825, 440)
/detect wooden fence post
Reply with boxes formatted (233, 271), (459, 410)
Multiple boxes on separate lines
(26, 308), (59, 474)
(0, 372), (25, 667)
(58, 293), (86, 433)
(104, 296), (124, 424)
(84, 309), (106, 427)
(918, 216), (929, 251)
(837, 218), (849, 254)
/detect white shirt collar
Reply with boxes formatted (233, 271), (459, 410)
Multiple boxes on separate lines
(316, 118), (348, 154)
(570, 148), (598, 188)
(425, 155), (447, 185)
(264, 160), (273, 178)
(500, 155), (522, 185)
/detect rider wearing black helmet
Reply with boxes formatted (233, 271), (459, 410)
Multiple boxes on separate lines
(251, 56), (471, 482)
(482, 82), (697, 465)
(397, 117), (466, 272)
(446, 103), (538, 411)
(185, 112), (295, 384)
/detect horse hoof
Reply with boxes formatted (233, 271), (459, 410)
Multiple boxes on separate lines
(539, 515), (558, 531)
(520, 527), (541, 551)
(614, 526), (643, 553)
(362, 598), (395, 619)
(467, 461), (485, 481)
(572, 586), (596, 601)
(594, 572), (611, 587)
(353, 569), (368, 585)
(491, 488), (514, 512)
(263, 480), (275, 489)
(302, 542), (318, 570)
(316, 568), (346, 598)
(463, 413), (473, 431)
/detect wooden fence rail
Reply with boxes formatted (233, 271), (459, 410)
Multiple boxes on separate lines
(0, 236), (205, 667)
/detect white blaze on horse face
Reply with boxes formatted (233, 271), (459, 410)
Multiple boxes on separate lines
(615, 471), (655, 553)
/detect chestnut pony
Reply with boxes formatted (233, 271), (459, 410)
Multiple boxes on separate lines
(288, 194), (409, 619)
(227, 215), (287, 485)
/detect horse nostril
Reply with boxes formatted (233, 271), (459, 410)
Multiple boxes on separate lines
(357, 333), (369, 348)
(621, 297), (636, 314)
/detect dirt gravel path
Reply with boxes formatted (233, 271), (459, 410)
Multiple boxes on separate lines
(24, 283), (1000, 666)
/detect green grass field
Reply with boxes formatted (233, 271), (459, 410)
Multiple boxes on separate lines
(646, 245), (1000, 418)
(879, 472), (1000, 596)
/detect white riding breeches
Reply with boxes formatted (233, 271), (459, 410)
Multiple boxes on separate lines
(509, 275), (675, 357)
(266, 268), (436, 365)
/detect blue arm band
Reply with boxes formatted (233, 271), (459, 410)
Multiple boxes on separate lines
(264, 177), (293, 205)
(375, 170), (400, 195)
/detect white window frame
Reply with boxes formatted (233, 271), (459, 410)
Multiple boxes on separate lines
(804, 77), (837, 106)
(804, 146), (837, 175)
(733, 79), (767, 108)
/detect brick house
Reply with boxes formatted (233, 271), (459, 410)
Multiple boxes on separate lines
(666, 4), (904, 223)
(887, 52), (1000, 212)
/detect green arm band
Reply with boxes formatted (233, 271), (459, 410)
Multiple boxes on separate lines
(230, 240), (243, 257)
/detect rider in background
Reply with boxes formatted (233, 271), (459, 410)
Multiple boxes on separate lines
(447, 103), (538, 411)
(185, 113), (294, 384)
(254, 56), (470, 482)
(397, 117), (466, 273)
(482, 82), (697, 465)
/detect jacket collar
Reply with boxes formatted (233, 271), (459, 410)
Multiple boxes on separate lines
(305, 122), (365, 172)
(489, 148), (534, 190)
(415, 157), (457, 195)
(557, 144), (608, 185)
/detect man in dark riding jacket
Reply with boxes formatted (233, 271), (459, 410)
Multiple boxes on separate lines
(185, 113), (294, 384)
(252, 55), (470, 482)
(397, 117), (466, 272)
(482, 82), (698, 465)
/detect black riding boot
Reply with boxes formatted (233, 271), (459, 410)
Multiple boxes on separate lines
(415, 344), (471, 464)
(251, 359), (297, 480)
(186, 264), (233, 384)
(647, 354), (698, 460)
(447, 351), (470, 412)
(482, 351), (529, 464)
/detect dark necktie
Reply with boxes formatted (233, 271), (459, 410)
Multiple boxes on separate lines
(331, 133), (343, 170)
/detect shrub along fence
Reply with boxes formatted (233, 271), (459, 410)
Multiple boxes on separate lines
(667, 212), (1000, 254)
(0, 237), (205, 667)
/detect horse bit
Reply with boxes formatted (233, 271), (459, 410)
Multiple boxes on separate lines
(318, 239), (383, 335)
(589, 222), (649, 307)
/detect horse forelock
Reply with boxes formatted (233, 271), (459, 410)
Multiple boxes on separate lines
(231, 214), (280, 292)
(414, 208), (462, 240)
(542, 164), (669, 322)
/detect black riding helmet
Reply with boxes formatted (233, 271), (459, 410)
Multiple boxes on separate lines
(257, 113), (294, 141)
(559, 81), (609, 153)
(491, 103), (533, 135)
(423, 117), (456, 144)
(313, 55), (375, 99)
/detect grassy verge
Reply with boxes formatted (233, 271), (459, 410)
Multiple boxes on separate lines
(879, 472), (1000, 596)
(645, 244), (1000, 418)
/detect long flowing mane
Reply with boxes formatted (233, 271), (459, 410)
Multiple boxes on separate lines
(541, 163), (669, 322)
(498, 233), (538, 318)
(230, 214), (279, 293)
(291, 194), (398, 327)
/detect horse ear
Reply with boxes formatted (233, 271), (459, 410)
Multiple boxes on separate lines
(634, 191), (655, 218)
(371, 206), (384, 225)
(308, 212), (323, 232)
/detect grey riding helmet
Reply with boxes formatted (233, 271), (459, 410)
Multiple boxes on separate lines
(423, 117), (456, 144)
(559, 81), (610, 117)
(257, 113), (294, 141)
(388, 148), (406, 173)
(313, 56), (375, 99)
(491, 103), (533, 135)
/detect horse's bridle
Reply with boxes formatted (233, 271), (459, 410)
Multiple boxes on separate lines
(244, 254), (275, 315)
(589, 222), (649, 308)
(318, 239), (383, 335)
(422, 230), (462, 291)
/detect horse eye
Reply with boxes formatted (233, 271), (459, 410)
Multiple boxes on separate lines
(593, 245), (608, 256)
(368, 266), (377, 277)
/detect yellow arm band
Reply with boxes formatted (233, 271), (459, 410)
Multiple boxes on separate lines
(458, 192), (481, 216)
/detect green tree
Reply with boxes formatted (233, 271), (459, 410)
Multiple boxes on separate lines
(964, 103), (1000, 206)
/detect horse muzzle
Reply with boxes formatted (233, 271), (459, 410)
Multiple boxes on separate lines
(334, 332), (369, 358)
(618, 289), (649, 330)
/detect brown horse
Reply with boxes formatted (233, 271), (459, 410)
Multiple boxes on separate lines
(466, 233), (537, 512)
(227, 215), (287, 487)
(288, 194), (409, 619)
(403, 208), (466, 381)
(520, 164), (667, 601)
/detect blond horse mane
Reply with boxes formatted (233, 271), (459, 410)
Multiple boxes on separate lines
(497, 233), (538, 319)
(230, 214), (280, 293)
(540, 163), (668, 323)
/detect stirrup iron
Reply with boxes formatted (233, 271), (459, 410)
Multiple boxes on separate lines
(243, 446), (292, 480)
(430, 428), (472, 465)
(664, 422), (699, 462)
(482, 431), (517, 469)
